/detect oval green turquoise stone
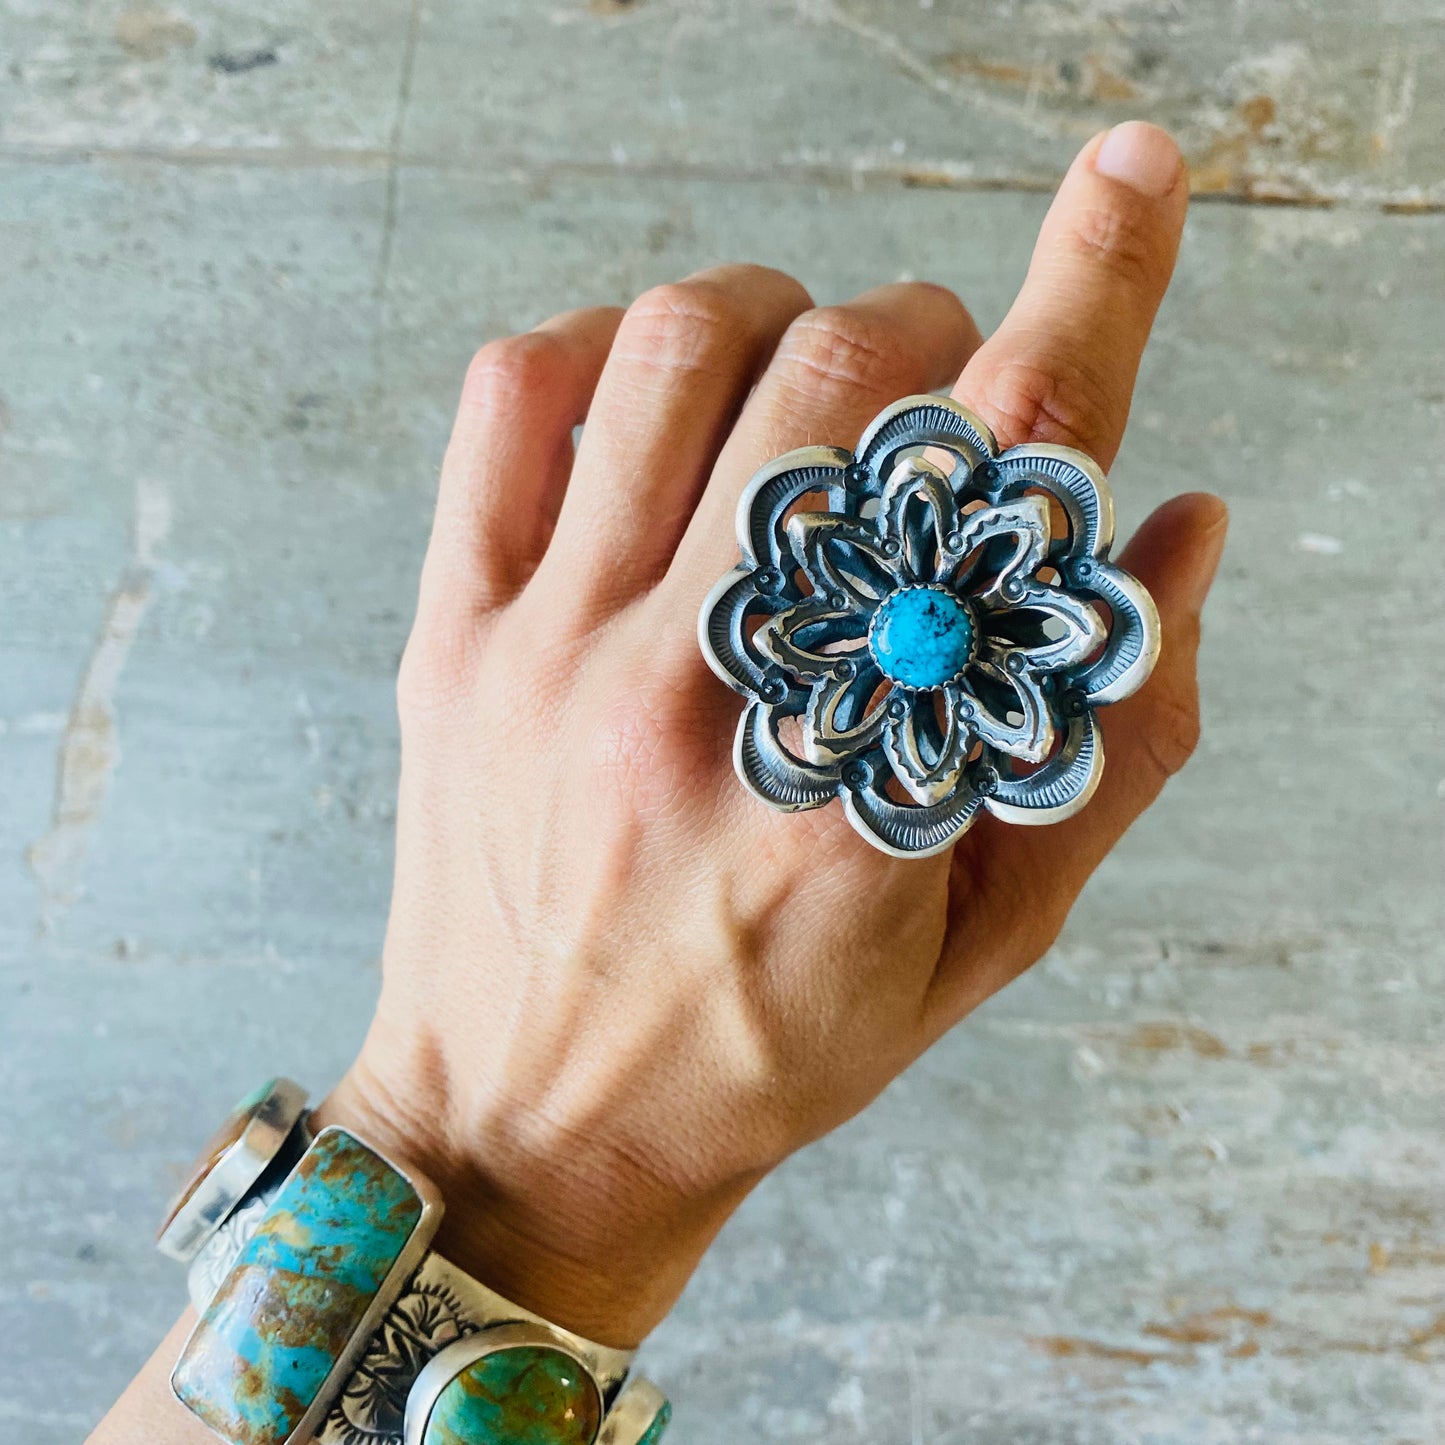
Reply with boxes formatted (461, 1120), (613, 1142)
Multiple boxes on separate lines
(869, 586), (975, 690)
(422, 1346), (602, 1445)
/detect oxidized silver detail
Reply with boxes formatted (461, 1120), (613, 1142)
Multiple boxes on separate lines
(697, 396), (1161, 858)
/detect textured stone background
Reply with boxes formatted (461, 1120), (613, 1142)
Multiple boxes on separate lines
(2, 3), (1443, 1442)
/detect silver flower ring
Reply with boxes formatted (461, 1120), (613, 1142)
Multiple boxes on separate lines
(697, 395), (1160, 858)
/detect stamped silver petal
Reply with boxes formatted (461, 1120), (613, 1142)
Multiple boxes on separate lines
(1067, 560), (1161, 703)
(842, 773), (985, 858)
(980, 582), (1105, 675)
(802, 661), (890, 766)
(755, 596), (872, 683)
(882, 683), (973, 807)
(984, 707), (1103, 825)
(735, 701), (839, 812)
(855, 394), (997, 484)
(939, 494), (1052, 601)
(734, 445), (852, 570)
(961, 655), (1055, 764)
(697, 565), (770, 697)
(992, 442), (1114, 558)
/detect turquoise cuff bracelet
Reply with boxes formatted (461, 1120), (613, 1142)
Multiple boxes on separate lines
(174, 1127), (442, 1445)
(161, 1084), (671, 1445)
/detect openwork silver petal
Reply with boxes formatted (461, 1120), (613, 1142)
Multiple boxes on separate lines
(883, 684), (973, 807)
(979, 582), (1105, 675)
(938, 495), (1051, 600)
(985, 705), (1104, 825)
(734, 701), (838, 812)
(963, 655), (1055, 764)
(802, 662), (891, 766)
(756, 596), (871, 683)
(697, 395), (1159, 856)
(879, 457), (959, 583)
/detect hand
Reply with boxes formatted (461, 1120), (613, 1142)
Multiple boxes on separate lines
(319, 122), (1227, 1348)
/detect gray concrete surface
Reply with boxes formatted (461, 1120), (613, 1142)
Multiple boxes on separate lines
(2, 3), (1442, 1442)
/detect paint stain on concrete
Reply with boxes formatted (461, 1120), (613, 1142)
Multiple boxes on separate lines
(27, 478), (171, 932)
(114, 6), (198, 60)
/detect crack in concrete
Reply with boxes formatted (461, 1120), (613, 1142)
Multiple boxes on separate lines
(799, 0), (1071, 144)
(1, 142), (1439, 214)
(27, 477), (171, 933)
(374, 0), (427, 316)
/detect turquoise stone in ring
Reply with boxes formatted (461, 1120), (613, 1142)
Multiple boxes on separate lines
(421, 1345), (602, 1445)
(868, 585), (975, 690)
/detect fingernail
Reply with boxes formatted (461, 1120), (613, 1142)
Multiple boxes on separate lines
(1094, 121), (1183, 197)
(1183, 496), (1229, 609)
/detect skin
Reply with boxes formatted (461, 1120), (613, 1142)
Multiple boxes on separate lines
(91, 122), (1227, 1443)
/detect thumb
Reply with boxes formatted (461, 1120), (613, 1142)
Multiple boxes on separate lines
(1035, 490), (1229, 904)
(928, 491), (1228, 1027)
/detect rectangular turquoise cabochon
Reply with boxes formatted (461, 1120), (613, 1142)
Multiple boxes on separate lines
(173, 1128), (424, 1445)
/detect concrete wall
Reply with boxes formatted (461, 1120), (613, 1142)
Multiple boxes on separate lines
(1, 3), (1441, 1440)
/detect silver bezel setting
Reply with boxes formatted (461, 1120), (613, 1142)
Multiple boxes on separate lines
(403, 1323), (603, 1445)
(156, 1076), (308, 1263)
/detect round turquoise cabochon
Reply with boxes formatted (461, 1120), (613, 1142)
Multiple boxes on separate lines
(869, 586), (975, 690)
(422, 1345), (602, 1445)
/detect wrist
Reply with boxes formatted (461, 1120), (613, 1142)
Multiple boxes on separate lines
(314, 1047), (752, 1349)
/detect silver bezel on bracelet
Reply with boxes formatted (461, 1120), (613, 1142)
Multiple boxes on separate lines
(156, 1076), (308, 1263)
(403, 1323), (604, 1445)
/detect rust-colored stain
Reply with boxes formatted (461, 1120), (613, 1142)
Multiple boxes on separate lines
(1407, 1314), (1445, 1351)
(1144, 1305), (1271, 1345)
(1028, 1336), (1187, 1368)
(1122, 1022), (1229, 1058)
(1383, 197), (1445, 215)
(1190, 94), (1275, 195)
(939, 50), (1140, 102)
(940, 51), (1035, 88)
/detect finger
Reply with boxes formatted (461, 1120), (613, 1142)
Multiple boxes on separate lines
(926, 491), (1228, 1031)
(417, 306), (624, 624)
(669, 281), (984, 595)
(957, 121), (1188, 469)
(536, 264), (814, 616)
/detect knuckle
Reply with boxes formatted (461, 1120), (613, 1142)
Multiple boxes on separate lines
(463, 331), (569, 409)
(1063, 203), (1166, 295)
(395, 622), (475, 724)
(616, 281), (749, 376)
(782, 306), (909, 402)
(975, 355), (1116, 453)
